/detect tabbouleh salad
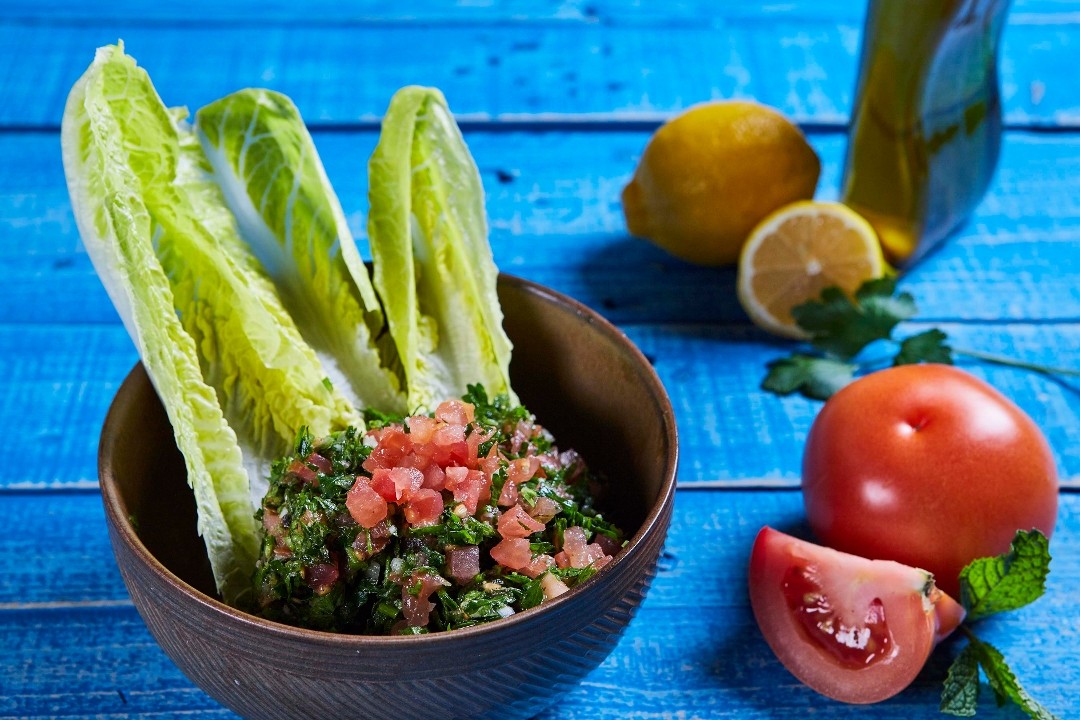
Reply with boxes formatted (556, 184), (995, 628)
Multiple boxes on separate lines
(253, 385), (624, 634)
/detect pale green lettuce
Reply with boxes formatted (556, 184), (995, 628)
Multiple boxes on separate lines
(367, 87), (515, 412)
(61, 45), (359, 605)
(63, 48), (518, 607)
(196, 90), (405, 414)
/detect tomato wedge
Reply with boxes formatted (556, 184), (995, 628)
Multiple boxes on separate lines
(748, 527), (965, 704)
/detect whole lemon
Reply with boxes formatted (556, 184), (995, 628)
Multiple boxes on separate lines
(622, 101), (820, 266)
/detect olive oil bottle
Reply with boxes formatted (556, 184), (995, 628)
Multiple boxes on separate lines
(841, 0), (1011, 266)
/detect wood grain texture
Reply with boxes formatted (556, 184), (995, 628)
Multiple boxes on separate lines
(4, 130), (1080, 327)
(3, 0), (1073, 23)
(0, 10), (1077, 128)
(3, 320), (1078, 491)
(3, 489), (1077, 718)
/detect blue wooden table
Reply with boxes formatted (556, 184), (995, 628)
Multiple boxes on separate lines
(3, 2), (1079, 718)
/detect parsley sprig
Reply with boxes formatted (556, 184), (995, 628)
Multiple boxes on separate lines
(941, 530), (1058, 719)
(761, 278), (1080, 400)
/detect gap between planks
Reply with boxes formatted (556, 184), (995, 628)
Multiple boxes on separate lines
(5, 118), (1080, 134)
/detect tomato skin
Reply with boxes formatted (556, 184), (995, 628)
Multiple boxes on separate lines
(748, 526), (963, 704)
(803, 364), (1058, 597)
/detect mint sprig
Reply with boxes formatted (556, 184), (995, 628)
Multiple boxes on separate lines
(940, 529), (1058, 719)
(960, 530), (1050, 623)
(761, 278), (1080, 400)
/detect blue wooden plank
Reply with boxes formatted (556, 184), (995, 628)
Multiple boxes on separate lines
(0, 13), (1077, 128)
(2, 489), (1077, 718)
(0, 492), (127, 604)
(1, 0), (1071, 24)
(2, 321), (1077, 491)
(3, 130), (1080, 327)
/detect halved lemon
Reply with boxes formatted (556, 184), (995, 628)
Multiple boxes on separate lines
(736, 201), (886, 338)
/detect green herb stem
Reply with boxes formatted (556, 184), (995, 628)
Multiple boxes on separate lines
(953, 348), (1080, 379)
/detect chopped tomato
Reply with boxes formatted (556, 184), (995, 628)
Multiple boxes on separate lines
(286, 458), (318, 485)
(305, 452), (333, 475)
(445, 545), (481, 584)
(404, 488), (444, 526)
(435, 399), (475, 425)
(490, 538), (533, 571)
(345, 477), (388, 529)
(498, 504), (546, 538)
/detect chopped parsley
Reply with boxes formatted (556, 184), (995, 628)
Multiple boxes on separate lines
(252, 386), (624, 634)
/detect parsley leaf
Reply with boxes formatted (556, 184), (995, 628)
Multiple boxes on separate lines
(959, 530), (1050, 622)
(762, 278), (1079, 401)
(792, 277), (916, 359)
(761, 355), (857, 400)
(964, 633), (1060, 720)
(940, 644), (980, 717)
(895, 328), (954, 366)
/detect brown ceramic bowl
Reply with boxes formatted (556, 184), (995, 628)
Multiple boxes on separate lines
(99, 274), (678, 720)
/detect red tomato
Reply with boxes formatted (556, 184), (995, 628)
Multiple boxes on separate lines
(748, 526), (965, 704)
(802, 364), (1058, 597)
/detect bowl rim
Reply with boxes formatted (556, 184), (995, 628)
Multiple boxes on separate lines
(98, 272), (678, 648)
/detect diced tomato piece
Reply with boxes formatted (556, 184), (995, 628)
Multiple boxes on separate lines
(498, 504), (546, 538)
(262, 509), (283, 537)
(435, 399), (474, 425)
(363, 426), (410, 472)
(422, 464), (446, 491)
(305, 452), (333, 475)
(490, 538), (534, 571)
(370, 468), (397, 501)
(562, 526), (588, 555)
(402, 572), (450, 627)
(391, 467), (424, 501)
(444, 466), (469, 490)
(558, 526), (611, 569)
(304, 559), (340, 595)
(528, 496), (561, 523)
(287, 459), (318, 485)
(346, 477), (388, 529)
(451, 469), (489, 515)
(508, 456), (540, 486)
(480, 452), (502, 477)
(445, 545), (481, 584)
(434, 423), (466, 446)
(498, 478), (519, 507)
(406, 415), (438, 444)
(404, 488), (444, 527)
(351, 520), (392, 561)
(521, 553), (555, 579)
(370, 467), (423, 502)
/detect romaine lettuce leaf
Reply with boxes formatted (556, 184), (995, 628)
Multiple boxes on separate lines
(196, 90), (406, 414)
(160, 117), (362, 499)
(61, 44), (260, 605)
(367, 86), (516, 412)
(61, 44), (360, 605)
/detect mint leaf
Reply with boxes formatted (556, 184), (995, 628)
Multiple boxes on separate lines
(895, 329), (954, 366)
(960, 530), (1050, 622)
(791, 277), (916, 360)
(941, 645), (980, 717)
(761, 355), (857, 400)
(966, 633), (1060, 720)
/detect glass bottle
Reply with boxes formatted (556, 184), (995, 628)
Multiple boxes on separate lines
(841, 0), (1011, 266)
